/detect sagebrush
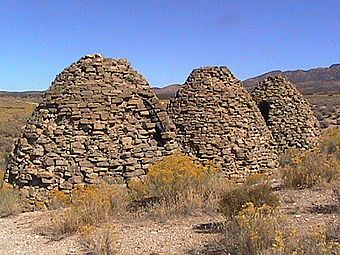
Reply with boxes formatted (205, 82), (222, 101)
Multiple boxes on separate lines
(47, 184), (128, 237)
(218, 204), (340, 255)
(129, 153), (225, 216)
(220, 174), (279, 219)
(281, 149), (339, 189)
(79, 224), (118, 255)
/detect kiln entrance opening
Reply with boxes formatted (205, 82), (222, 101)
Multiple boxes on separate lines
(258, 101), (270, 123)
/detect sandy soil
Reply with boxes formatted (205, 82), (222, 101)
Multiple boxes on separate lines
(0, 211), (80, 255)
(0, 211), (223, 255)
(0, 187), (338, 255)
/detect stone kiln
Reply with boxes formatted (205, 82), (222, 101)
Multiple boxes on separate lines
(167, 67), (278, 179)
(251, 76), (320, 151)
(6, 54), (178, 201)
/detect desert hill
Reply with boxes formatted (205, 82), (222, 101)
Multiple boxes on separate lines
(243, 64), (340, 95)
(153, 64), (340, 98)
(1, 64), (339, 100)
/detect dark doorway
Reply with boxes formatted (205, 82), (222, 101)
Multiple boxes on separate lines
(142, 99), (166, 146)
(258, 101), (270, 123)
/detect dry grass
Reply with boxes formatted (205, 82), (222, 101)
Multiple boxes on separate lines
(320, 128), (340, 160)
(0, 168), (4, 188)
(0, 184), (22, 217)
(281, 129), (340, 189)
(281, 149), (340, 189)
(220, 174), (279, 219)
(0, 97), (36, 186)
(218, 203), (283, 255)
(46, 184), (128, 238)
(45, 154), (227, 238)
(213, 204), (340, 255)
(79, 224), (118, 255)
(128, 153), (226, 217)
(0, 97), (36, 155)
(47, 189), (72, 210)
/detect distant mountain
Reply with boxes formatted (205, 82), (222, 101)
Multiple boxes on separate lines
(153, 64), (340, 98)
(152, 84), (182, 99)
(243, 64), (340, 95)
(1, 64), (339, 100)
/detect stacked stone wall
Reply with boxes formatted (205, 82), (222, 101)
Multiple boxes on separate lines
(6, 54), (178, 202)
(251, 76), (321, 151)
(167, 67), (278, 179)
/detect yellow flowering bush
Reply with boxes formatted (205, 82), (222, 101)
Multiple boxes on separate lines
(129, 153), (224, 215)
(220, 204), (340, 255)
(48, 189), (71, 209)
(320, 128), (340, 160)
(48, 184), (128, 236)
(289, 228), (340, 255)
(130, 153), (218, 201)
(221, 203), (284, 255)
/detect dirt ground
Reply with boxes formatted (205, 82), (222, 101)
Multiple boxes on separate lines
(0, 186), (338, 255)
(0, 211), (223, 255)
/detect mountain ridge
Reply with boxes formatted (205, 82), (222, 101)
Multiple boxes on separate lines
(243, 64), (340, 94)
(1, 64), (339, 99)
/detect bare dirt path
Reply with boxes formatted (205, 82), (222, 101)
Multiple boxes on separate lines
(112, 215), (223, 254)
(0, 211), (81, 255)
(0, 211), (222, 255)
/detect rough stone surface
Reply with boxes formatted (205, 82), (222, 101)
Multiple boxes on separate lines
(167, 66), (278, 179)
(5, 54), (179, 202)
(251, 76), (321, 151)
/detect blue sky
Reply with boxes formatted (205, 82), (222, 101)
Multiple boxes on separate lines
(0, 0), (339, 91)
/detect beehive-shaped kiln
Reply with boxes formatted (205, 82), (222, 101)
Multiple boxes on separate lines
(167, 67), (278, 179)
(251, 76), (320, 150)
(6, 54), (179, 200)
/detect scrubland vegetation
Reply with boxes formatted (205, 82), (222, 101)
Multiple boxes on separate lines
(43, 130), (339, 254)
(128, 153), (225, 217)
(0, 97), (35, 217)
(0, 97), (36, 187)
(0, 94), (339, 254)
(0, 184), (22, 217)
(217, 203), (339, 255)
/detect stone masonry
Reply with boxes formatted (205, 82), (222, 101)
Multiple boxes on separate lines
(5, 54), (179, 202)
(167, 67), (278, 179)
(251, 76), (321, 151)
